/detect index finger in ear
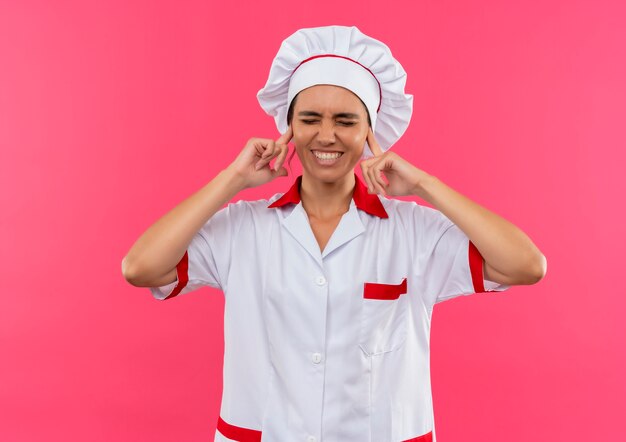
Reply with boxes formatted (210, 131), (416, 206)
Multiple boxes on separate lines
(276, 125), (293, 145)
(367, 127), (384, 157)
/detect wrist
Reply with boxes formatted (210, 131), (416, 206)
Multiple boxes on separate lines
(220, 166), (249, 192)
(411, 173), (439, 201)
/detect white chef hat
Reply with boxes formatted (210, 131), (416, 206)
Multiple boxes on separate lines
(257, 25), (413, 159)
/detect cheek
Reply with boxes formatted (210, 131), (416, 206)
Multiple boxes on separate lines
(292, 125), (313, 147)
(293, 134), (306, 152)
(345, 127), (368, 147)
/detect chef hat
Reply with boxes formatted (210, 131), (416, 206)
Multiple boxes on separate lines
(257, 25), (413, 159)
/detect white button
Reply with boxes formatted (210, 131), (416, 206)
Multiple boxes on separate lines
(307, 436), (316, 442)
(315, 276), (326, 285)
(311, 352), (323, 364)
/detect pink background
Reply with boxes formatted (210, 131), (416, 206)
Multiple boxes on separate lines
(1, 0), (624, 440)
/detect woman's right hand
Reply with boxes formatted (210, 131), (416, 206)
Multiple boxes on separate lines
(226, 125), (293, 189)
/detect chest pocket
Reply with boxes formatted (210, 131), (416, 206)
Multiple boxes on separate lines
(359, 277), (409, 356)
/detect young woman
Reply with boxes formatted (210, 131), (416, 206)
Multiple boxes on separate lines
(123, 26), (546, 442)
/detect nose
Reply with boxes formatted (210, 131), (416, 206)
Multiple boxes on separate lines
(316, 120), (336, 145)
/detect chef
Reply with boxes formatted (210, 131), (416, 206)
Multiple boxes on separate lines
(122, 25), (547, 442)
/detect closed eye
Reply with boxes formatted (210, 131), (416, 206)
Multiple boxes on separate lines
(300, 119), (356, 126)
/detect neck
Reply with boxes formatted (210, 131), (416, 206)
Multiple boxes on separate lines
(300, 172), (355, 220)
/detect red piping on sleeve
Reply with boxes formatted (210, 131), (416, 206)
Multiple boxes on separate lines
(403, 430), (433, 441)
(164, 251), (189, 300)
(468, 240), (486, 293)
(216, 416), (262, 442)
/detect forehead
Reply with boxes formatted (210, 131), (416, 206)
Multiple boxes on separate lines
(294, 84), (366, 114)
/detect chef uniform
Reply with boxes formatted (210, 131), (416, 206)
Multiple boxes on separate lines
(149, 26), (510, 442)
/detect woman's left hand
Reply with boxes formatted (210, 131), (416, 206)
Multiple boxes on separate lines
(360, 127), (432, 197)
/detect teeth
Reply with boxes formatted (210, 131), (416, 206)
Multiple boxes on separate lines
(313, 151), (342, 160)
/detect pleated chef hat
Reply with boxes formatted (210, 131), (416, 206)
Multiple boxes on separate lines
(256, 25), (413, 159)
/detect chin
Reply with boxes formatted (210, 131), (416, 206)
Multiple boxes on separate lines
(306, 167), (353, 183)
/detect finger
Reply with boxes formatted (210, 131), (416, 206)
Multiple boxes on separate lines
(256, 150), (281, 170)
(254, 140), (277, 170)
(271, 162), (289, 177)
(361, 157), (380, 193)
(273, 143), (289, 172)
(367, 127), (384, 157)
(370, 159), (387, 195)
(276, 125), (293, 146)
(360, 160), (376, 194)
(371, 156), (388, 189)
(251, 138), (272, 156)
(261, 140), (276, 159)
(367, 160), (387, 195)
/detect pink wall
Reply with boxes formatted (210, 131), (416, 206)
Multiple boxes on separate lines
(1, 0), (624, 440)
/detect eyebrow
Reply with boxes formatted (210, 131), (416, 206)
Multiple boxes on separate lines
(297, 110), (361, 119)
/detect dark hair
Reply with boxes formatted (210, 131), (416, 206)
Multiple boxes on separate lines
(286, 94), (299, 127)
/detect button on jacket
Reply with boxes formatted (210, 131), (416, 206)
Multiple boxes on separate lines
(150, 173), (509, 442)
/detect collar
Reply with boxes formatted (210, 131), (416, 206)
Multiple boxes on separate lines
(267, 172), (388, 218)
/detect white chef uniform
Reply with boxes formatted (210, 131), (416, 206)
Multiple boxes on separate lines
(149, 24), (510, 442)
(149, 172), (509, 442)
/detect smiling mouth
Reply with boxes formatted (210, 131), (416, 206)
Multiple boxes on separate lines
(312, 150), (343, 161)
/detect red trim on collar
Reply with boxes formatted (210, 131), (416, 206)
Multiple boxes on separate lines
(267, 173), (388, 218)
(352, 173), (388, 218)
(268, 175), (303, 207)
